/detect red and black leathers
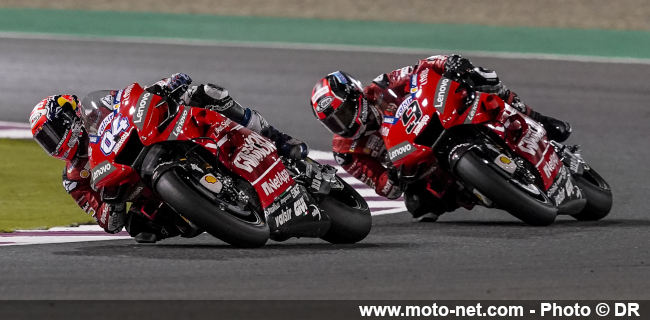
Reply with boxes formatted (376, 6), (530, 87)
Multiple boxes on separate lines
(333, 55), (535, 202)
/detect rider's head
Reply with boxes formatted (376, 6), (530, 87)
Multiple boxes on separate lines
(30, 95), (83, 161)
(310, 71), (379, 139)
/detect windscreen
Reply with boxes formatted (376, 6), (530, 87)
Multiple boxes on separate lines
(80, 90), (117, 136)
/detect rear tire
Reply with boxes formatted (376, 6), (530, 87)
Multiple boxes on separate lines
(571, 167), (613, 221)
(318, 178), (372, 244)
(455, 150), (557, 226)
(155, 168), (269, 248)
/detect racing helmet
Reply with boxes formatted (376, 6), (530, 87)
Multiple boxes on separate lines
(30, 95), (83, 161)
(311, 71), (377, 139)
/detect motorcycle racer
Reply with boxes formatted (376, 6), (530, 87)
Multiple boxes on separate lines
(310, 55), (572, 221)
(30, 73), (309, 242)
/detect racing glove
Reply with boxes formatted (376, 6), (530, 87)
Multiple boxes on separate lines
(444, 54), (475, 78)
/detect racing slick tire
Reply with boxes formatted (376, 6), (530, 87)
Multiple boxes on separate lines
(455, 150), (558, 226)
(318, 177), (372, 244)
(570, 167), (613, 221)
(155, 168), (269, 248)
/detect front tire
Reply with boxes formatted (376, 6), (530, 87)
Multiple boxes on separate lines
(318, 177), (372, 244)
(155, 168), (270, 248)
(455, 150), (557, 226)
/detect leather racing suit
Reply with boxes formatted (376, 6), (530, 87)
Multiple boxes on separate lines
(63, 75), (307, 240)
(333, 55), (540, 218)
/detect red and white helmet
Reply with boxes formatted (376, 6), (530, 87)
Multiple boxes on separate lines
(311, 71), (376, 139)
(30, 95), (83, 161)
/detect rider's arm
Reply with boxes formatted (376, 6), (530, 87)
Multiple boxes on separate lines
(333, 137), (403, 200)
(63, 159), (125, 234)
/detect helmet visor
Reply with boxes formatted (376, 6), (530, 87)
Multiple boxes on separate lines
(322, 99), (360, 138)
(33, 116), (71, 155)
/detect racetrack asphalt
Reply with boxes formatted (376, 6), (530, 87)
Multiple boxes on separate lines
(1, 37), (649, 299)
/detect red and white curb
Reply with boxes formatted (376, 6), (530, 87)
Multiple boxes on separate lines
(0, 123), (405, 246)
(0, 226), (131, 246)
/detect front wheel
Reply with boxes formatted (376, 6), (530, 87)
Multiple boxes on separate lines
(570, 167), (613, 221)
(155, 168), (270, 248)
(455, 150), (558, 226)
(318, 177), (372, 244)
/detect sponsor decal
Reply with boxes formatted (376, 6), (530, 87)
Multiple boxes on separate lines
(409, 74), (418, 93)
(433, 77), (451, 110)
(112, 130), (130, 155)
(395, 96), (413, 119)
(309, 204), (321, 220)
(330, 71), (348, 84)
(382, 180), (393, 194)
(349, 140), (358, 152)
(89, 135), (100, 144)
(382, 116), (397, 125)
(169, 106), (189, 140)
(100, 94), (113, 108)
(261, 169), (291, 196)
(311, 179), (322, 191)
(399, 66), (411, 78)
(418, 68), (429, 87)
(264, 201), (281, 217)
(133, 92), (152, 129)
(234, 133), (277, 173)
(114, 89), (123, 105)
(317, 96), (333, 112)
(29, 108), (46, 129)
(380, 126), (390, 137)
(518, 122), (545, 155)
(205, 175), (217, 184)
(97, 112), (116, 136)
(213, 118), (232, 136)
(543, 152), (560, 178)
(275, 207), (292, 226)
(63, 180), (77, 193)
(413, 115), (430, 135)
(494, 154), (517, 174)
(464, 93), (482, 124)
(125, 185), (144, 202)
(388, 141), (415, 162)
(311, 86), (330, 104)
(66, 121), (83, 148)
(80, 170), (90, 179)
(91, 161), (115, 184)
(293, 197), (308, 216)
(122, 84), (135, 101)
(290, 184), (301, 198)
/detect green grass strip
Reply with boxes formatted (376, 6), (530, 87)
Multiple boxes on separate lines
(0, 139), (94, 232)
(1, 8), (650, 59)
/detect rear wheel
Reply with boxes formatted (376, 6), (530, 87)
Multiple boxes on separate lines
(155, 168), (269, 248)
(455, 150), (557, 226)
(318, 177), (372, 244)
(571, 167), (613, 221)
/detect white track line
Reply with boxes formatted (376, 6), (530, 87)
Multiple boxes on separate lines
(1, 32), (649, 65)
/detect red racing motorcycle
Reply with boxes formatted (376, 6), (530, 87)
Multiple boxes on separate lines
(80, 84), (371, 247)
(381, 67), (612, 225)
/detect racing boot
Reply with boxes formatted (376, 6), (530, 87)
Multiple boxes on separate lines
(500, 89), (572, 143)
(529, 110), (572, 143)
(187, 83), (309, 160)
(404, 181), (455, 222)
(126, 206), (202, 243)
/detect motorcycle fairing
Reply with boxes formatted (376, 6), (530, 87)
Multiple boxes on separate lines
(85, 83), (295, 209)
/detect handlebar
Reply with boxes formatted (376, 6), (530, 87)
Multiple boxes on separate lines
(156, 84), (187, 133)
